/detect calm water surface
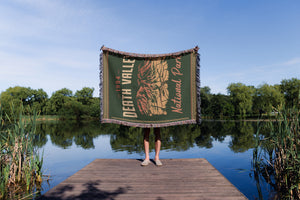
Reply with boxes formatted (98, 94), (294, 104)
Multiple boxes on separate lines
(35, 120), (275, 199)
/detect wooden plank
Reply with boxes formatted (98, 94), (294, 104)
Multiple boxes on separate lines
(40, 159), (247, 200)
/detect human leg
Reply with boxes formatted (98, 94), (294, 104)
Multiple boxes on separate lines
(143, 128), (150, 161)
(154, 128), (161, 162)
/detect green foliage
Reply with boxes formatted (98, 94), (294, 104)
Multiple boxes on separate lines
(253, 84), (284, 116)
(43, 87), (99, 120)
(200, 86), (212, 116)
(0, 86), (48, 119)
(75, 87), (94, 105)
(280, 78), (300, 108)
(1, 78), (299, 120)
(252, 108), (300, 199)
(209, 94), (234, 119)
(0, 105), (44, 199)
(227, 83), (255, 118)
(45, 88), (73, 114)
(59, 98), (86, 120)
(199, 78), (299, 119)
(88, 98), (101, 118)
(31, 89), (48, 114)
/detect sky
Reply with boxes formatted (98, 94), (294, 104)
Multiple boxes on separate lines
(0, 0), (300, 97)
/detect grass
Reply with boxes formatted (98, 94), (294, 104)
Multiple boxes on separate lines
(27, 115), (59, 121)
(252, 107), (300, 199)
(0, 104), (44, 200)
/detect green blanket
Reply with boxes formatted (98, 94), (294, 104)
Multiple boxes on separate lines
(99, 46), (201, 127)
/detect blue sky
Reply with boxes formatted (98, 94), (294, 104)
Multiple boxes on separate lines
(0, 0), (299, 97)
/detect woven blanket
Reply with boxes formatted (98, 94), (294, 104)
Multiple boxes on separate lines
(99, 46), (201, 127)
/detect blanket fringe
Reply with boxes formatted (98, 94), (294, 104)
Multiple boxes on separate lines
(101, 46), (199, 59)
(196, 52), (202, 124)
(99, 50), (104, 122)
(101, 119), (197, 128)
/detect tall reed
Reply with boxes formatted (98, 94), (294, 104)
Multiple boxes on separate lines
(0, 104), (44, 200)
(253, 107), (300, 199)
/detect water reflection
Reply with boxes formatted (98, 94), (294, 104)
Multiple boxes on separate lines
(229, 121), (256, 153)
(34, 120), (276, 199)
(34, 120), (259, 153)
(35, 121), (109, 149)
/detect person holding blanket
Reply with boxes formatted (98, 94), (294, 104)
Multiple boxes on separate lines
(141, 128), (162, 166)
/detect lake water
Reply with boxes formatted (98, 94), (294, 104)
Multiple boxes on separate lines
(35, 120), (276, 199)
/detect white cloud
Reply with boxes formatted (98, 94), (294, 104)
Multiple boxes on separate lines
(282, 57), (300, 66)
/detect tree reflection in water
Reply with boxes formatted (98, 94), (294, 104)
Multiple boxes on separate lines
(34, 120), (259, 153)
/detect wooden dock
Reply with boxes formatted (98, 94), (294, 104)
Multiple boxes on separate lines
(41, 159), (247, 200)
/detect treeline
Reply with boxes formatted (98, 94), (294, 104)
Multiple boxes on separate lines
(0, 87), (100, 120)
(0, 77), (299, 120)
(201, 78), (300, 119)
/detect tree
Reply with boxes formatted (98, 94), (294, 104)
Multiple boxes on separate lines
(209, 94), (234, 119)
(46, 88), (73, 114)
(75, 87), (94, 105)
(200, 86), (212, 116)
(74, 87), (99, 119)
(280, 78), (300, 108)
(59, 99), (84, 120)
(227, 83), (255, 118)
(87, 97), (100, 118)
(31, 89), (48, 114)
(253, 84), (284, 116)
(0, 86), (48, 117)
